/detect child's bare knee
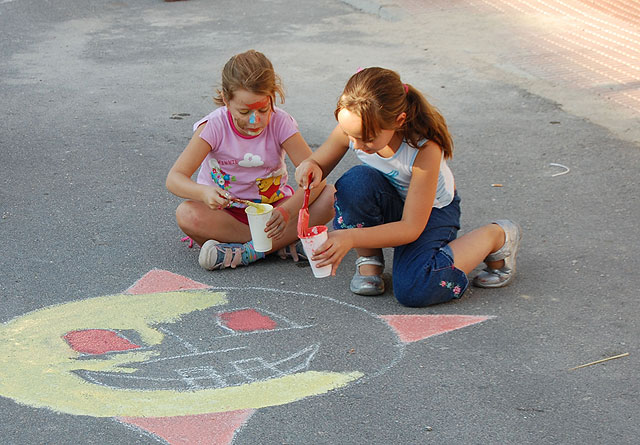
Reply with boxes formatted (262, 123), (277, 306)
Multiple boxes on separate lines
(176, 201), (201, 230)
(322, 184), (337, 198)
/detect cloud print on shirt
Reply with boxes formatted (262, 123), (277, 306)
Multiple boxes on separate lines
(238, 153), (264, 167)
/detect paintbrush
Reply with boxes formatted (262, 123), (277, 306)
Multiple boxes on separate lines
(231, 198), (263, 210)
(297, 173), (312, 238)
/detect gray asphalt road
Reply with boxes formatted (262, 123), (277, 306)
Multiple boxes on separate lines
(1, 0), (638, 444)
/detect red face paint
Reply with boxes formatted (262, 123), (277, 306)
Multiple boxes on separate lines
(245, 98), (270, 110)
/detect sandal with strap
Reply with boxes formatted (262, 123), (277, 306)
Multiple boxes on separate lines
(473, 220), (522, 288)
(277, 241), (308, 262)
(350, 255), (385, 296)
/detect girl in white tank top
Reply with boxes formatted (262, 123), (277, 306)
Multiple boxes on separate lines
(295, 67), (522, 306)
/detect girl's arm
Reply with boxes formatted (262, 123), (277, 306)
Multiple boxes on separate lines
(166, 124), (229, 209)
(274, 131), (328, 221)
(271, 125), (349, 239)
(294, 125), (350, 189)
(314, 141), (443, 273)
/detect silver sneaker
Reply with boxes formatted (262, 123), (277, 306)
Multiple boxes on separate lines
(473, 220), (522, 288)
(350, 255), (385, 296)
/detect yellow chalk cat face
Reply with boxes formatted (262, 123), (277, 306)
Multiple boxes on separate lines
(0, 289), (365, 417)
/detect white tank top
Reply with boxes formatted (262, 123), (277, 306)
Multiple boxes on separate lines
(353, 139), (455, 208)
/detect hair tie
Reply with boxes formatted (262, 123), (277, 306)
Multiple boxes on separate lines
(403, 83), (409, 94)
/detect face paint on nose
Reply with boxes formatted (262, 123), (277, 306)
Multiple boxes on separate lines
(243, 98), (270, 136)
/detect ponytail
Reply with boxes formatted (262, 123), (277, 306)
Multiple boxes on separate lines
(403, 84), (453, 158)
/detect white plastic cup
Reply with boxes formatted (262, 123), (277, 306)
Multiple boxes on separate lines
(300, 225), (332, 278)
(245, 204), (273, 252)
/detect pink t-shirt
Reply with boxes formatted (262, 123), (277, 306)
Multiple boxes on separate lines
(193, 106), (298, 206)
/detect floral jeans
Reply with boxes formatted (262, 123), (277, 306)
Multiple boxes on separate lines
(334, 165), (469, 307)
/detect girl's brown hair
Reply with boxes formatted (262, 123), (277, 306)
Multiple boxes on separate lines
(335, 67), (453, 158)
(214, 50), (285, 109)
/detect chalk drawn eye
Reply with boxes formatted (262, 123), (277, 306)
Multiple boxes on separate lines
(64, 329), (141, 355)
(216, 309), (277, 332)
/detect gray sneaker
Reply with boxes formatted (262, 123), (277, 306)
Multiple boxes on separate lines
(473, 220), (522, 288)
(198, 240), (251, 270)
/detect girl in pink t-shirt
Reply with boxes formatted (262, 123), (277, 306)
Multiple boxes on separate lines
(166, 50), (334, 270)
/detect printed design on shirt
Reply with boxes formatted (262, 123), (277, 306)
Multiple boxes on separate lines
(209, 159), (236, 191)
(255, 169), (286, 204)
(238, 153), (264, 168)
(334, 203), (364, 229)
(382, 170), (406, 192)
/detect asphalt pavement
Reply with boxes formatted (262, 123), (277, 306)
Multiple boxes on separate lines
(1, 0), (639, 444)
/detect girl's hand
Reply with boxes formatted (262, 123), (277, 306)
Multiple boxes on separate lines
(265, 206), (290, 240)
(311, 230), (354, 276)
(201, 187), (232, 210)
(295, 160), (323, 189)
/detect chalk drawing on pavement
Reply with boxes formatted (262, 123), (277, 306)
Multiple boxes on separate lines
(0, 269), (493, 444)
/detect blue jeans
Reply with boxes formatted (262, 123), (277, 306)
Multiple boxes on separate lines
(334, 165), (469, 307)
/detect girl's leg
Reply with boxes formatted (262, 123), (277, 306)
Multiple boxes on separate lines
(354, 248), (384, 275)
(448, 224), (506, 274)
(270, 184), (336, 252)
(182, 185), (337, 270)
(176, 200), (251, 247)
(334, 164), (403, 231)
(466, 220), (522, 288)
(178, 201), (267, 271)
(334, 165), (404, 294)
(392, 194), (467, 307)
(178, 185), (335, 252)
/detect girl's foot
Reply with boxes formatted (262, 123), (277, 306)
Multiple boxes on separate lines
(472, 220), (522, 288)
(350, 255), (385, 296)
(199, 240), (264, 270)
(277, 241), (308, 262)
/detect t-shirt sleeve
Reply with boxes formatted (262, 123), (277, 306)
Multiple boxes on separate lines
(272, 109), (300, 145)
(193, 110), (221, 152)
(197, 119), (220, 153)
